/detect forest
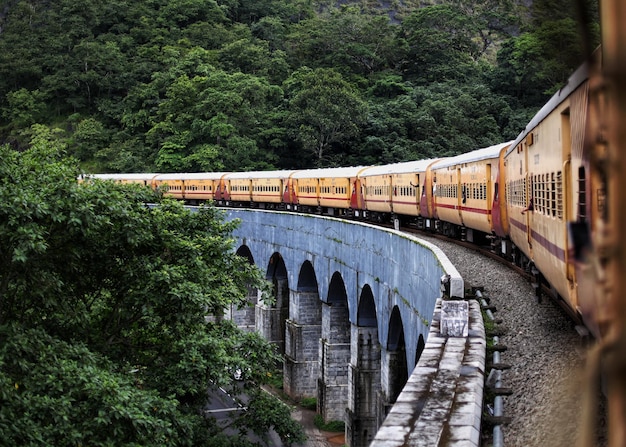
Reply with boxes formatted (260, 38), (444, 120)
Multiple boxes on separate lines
(0, 0), (598, 171)
(0, 0), (599, 445)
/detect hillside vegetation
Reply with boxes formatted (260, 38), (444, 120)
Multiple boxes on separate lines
(0, 1), (601, 445)
(0, 0), (598, 170)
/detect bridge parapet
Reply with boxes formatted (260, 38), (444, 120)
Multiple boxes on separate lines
(370, 298), (485, 447)
(220, 209), (483, 446)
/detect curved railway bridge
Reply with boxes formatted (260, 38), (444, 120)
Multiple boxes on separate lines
(216, 208), (485, 447)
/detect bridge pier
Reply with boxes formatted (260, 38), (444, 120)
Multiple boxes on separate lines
(284, 289), (321, 399)
(378, 345), (408, 427)
(255, 277), (289, 354)
(318, 300), (351, 422)
(226, 285), (258, 332)
(346, 324), (381, 447)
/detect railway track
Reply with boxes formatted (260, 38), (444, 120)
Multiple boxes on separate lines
(398, 225), (587, 331)
(408, 229), (604, 446)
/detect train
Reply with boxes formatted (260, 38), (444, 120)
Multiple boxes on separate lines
(86, 53), (603, 341)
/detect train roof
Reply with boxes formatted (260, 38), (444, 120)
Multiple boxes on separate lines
(431, 142), (512, 170)
(507, 58), (590, 157)
(291, 166), (368, 179)
(358, 159), (438, 177)
(224, 170), (298, 180)
(154, 172), (230, 181)
(83, 173), (160, 181)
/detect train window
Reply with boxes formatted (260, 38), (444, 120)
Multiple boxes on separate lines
(551, 172), (557, 218)
(509, 179), (522, 207)
(578, 167), (586, 220)
(530, 175), (541, 213)
(556, 171), (563, 219)
(536, 177), (540, 213)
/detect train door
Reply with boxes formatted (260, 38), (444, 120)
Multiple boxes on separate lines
(492, 148), (509, 237)
(283, 177), (297, 205)
(419, 170), (433, 218)
(562, 109), (575, 283)
(523, 142), (533, 256)
(486, 163), (493, 228)
(456, 167), (463, 225)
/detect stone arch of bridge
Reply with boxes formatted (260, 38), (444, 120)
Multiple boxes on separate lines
(318, 271), (351, 422)
(347, 284), (381, 447)
(260, 252), (289, 355)
(229, 245), (257, 331)
(284, 260), (322, 399)
(226, 210), (464, 447)
(382, 306), (409, 411)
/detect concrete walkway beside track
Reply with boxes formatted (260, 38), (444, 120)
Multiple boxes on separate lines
(370, 299), (486, 447)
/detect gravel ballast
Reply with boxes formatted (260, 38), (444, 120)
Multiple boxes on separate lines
(418, 235), (594, 447)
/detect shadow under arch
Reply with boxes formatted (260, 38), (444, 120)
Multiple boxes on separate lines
(227, 245), (257, 331)
(347, 284), (381, 447)
(357, 284), (377, 328)
(260, 252), (289, 355)
(318, 271), (351, 423)
(235, 244), (255, 264)
(297, 260), (318, 293)
(415, 334), (425, 368)
(283, 259), (322, 400)
(386, 306), (408, 405)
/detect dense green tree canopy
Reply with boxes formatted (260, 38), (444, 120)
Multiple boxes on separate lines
(0, 134), (305, 446)
(284, 67), (368, 166)
(0, 0), (600, 443)
(0, 0), (597, 170)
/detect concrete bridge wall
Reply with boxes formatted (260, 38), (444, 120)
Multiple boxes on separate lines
(222, 209), (473, 446)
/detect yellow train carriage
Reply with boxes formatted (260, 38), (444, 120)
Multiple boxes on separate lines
(430, 143), (510, 237)
(291, 171), (319, 210)
(459, 143), (510, 235)
(359, 165), (393, 215)
(505, 61), (590, 316)
(250, 171), (296, 206)
(152, 174), (185, 199)
(82, 173), (159, 187)
(359, 160), (435, 219)
(179, 172), (229, 202)
(224, 171), (296, 206)
(292, 167), (366, 215)
(430, 157), (463, 228)
(224, 172), (254, 204)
